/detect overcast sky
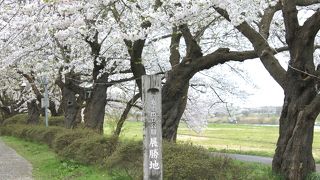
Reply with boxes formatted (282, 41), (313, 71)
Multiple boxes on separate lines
(241, 59), (284, 108)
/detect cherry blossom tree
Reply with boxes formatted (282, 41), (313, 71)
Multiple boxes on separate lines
(214, 0), (320, 178)
(109, 0), (292, 141)
(1, 0), (135, 131)
(3, 2), (320, 179)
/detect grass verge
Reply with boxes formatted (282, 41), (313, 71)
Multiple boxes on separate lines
(1, 135), (283, 180)
(0, 136), (122, 180)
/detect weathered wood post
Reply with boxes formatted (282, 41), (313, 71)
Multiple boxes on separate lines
(142, 75), (163, 180)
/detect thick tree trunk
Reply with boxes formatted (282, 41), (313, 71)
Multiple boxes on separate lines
(272, 29), (319, 179)
(62, 87), (81, 129)
(83, 78), (108, 134)
(162, 70), (190, 142)
(82, 31), (109, 134)
(27, 99), (40, 124)
(273, 85), (316, 179)
(56, 71), (84, 128)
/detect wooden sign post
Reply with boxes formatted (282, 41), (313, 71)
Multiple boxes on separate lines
(142, 75), (163, 180)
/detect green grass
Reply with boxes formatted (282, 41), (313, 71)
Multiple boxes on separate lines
(104, 121), (320, 163)
(1, 134), (283, 180)
(0, 136), (126, 180)
(1, 135), (283, 180)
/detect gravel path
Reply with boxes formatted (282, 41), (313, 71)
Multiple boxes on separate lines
(213, 152), (320, 172)
(0, 139), (33, 180)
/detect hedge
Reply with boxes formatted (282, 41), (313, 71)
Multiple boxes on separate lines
(0, 114), (267, 179)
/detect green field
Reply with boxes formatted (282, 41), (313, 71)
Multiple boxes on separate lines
(105, 121), (320, 162)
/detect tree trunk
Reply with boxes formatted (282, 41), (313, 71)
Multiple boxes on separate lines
(273, 80), (317, 179)
(57, 103), (64, 116)
(84, 75), (108, 134)
(0, 107), (14, 121)
(62, 87), (81, 129)
(214, 2), (320, 179)
(27, 99), (40, 124)
(49, 100), (59, 116)
(56, 71), (84, 128)
(272, 29), (319, 179)
(162, 70), (190, 142)
(114, 93), (141, 137)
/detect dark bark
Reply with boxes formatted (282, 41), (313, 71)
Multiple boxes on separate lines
(272, 3), (320, 178)
(0, 107), (17, 124)
(83, 86), (108, 133)
(273, 87), (317, 179)
(83, 73), (109, 134)
(161, 27), (186, 141)
(169, 26), (182, 67)
(114, 93), (141, 137)
(0, 91), (26, 123)
(0, 105), (21, 122)
(272, 48), (318, 179)
(126, 31), (189, 141)
(0, 107), (11, 123)
(62, 87), (82, 129)
(161, 24), (260, 141)
(125, 39), (147, 94)
(49, 100), (59, 116)
(162, 72), (189, 141)
(27, 99), (40, 124)
(82, 30), (109, 133)
(57, 104), (64, 116)
(56, 71), (84, 129)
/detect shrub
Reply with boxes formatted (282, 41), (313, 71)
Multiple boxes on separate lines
(0, 124), (17, 136)
(39, 127), (65, 147)
(163, 142), (230, 180)
(0, 124), (279, 180)
(2, 114), (28, 125)
(105, 140), (143, 179)
(61, 135), (118, 165)
(105, 140), (264, 180)
(20, 126), (48, 142)
(8, 125), (61, 146)
(2, 114), (65, 127)
(46, 116), (65, 127)
(53, 129), (95, 153)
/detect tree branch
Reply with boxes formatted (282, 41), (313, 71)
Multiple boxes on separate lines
(282, 0), (300, 46)
(300, 10), (320, 41)
(195, 49), (257, 72)
(259, 2), (282, 38)
(16, 70), (43, 101)
(113, 93), (141, 136)
(169, 26), (182, 67)
(108, 76), (136, 85)
(179, 24), (203, 59)
(215, 7), (287, 89)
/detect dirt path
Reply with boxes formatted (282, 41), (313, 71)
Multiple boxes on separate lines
(0, 139), (33, 180)
(213, 152), (320, 172)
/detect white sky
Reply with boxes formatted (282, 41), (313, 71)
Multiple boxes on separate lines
(241, 59), (284, 108)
